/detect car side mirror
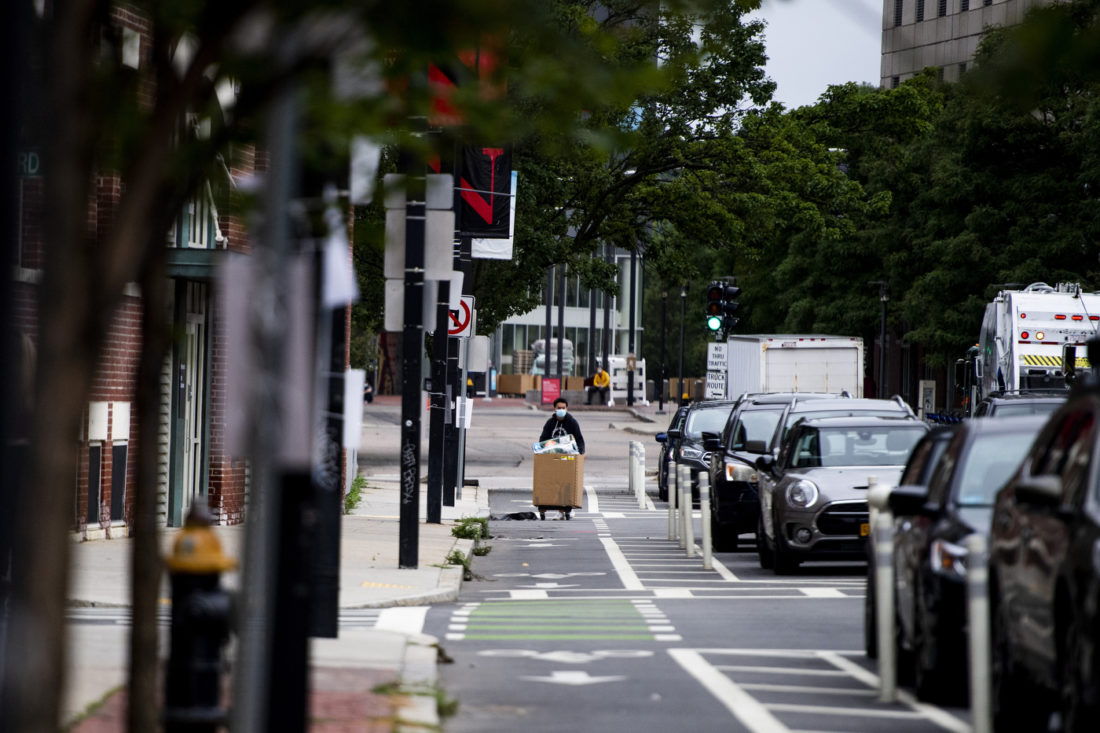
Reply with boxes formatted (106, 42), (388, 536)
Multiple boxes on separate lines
(701, 432), (721, 452)
(667, 429), (682, 441)
(754, 454), (775, 473)
(887, 485), (933, 517)
(655, 432), (667, 444)
(744, 440), (767, 454)
(1015, 474), (1063, 508)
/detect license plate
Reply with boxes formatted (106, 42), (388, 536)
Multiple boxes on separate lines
(860, 523), (870, 537)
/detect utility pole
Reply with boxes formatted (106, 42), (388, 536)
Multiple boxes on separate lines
(426, 278), (450, 523)
(871, 280), (888, 398)
(556, 266), (565, 383)
(678, 282), (687, 405)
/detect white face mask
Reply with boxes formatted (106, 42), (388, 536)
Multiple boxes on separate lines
(555, 408), (567, 418)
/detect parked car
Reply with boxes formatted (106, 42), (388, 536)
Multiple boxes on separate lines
(863, 426), (957, 660)
(665, 400), (738, 505)
(988, 390), (1100, 732)
(654, 405), (689, 501)
(755, 415), (927, 574)
(703, 392), (840, 551)
(886, 416), (1046, 703)
(972, 391), (1066, 417)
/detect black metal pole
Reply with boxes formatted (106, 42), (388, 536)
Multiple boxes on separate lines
(426, 279), (449, 523)
(588, 287), (597, 377)
(658, 292), (667, 414)
(602, 244), (612, 370)
(399, 173), (426, 568)
(879, 283), (888, 399)
(678, 282), (686, 405)
(627, 249), (637, 406)
(453, 235), (473, 501)
(556, 267), (565, 383)
(545, 268), (553, 376)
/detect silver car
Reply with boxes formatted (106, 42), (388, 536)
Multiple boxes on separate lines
(755, 415), (928, 574)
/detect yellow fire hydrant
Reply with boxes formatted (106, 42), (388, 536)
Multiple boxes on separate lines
(163, 503), (236, 732)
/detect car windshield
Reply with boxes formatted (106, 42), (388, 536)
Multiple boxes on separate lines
(788, 426), (925, 468)
(730, 409), (782, 450)
(954, 432), (1038, 506)
(781, 408), (905, 444)
(992, 402), (1061, 417)
(686, 406), (732, 438)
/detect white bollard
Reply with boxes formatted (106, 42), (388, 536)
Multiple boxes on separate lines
(668, 458), (678, 540)
(681, 464), (695, 558)
(636, 443), (646, 509)
(628, 442), (636, 498)
(966, 533), (992, 733)
(678, 463), (689, 549)
(699, 471), (712, 570)
(867, 477), (896, 703)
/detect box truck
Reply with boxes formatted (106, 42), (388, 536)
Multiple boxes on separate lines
(722, 335), (864, 398)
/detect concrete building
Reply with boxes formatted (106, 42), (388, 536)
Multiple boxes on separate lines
(881, 0), (1055, 87)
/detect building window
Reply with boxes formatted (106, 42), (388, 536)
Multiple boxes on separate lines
(891, 75), (900, 89)
(961, 0), (969, 10)
(916, 0), (924, 22)
(894, 0), (904, 26)
(958, 61), (967, 76)
(984, 0), (992, 6)
(938, 0), (947, 16)
(937, 66), (945, 81)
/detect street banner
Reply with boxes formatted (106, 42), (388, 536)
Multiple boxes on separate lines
(458, 146), (512, 237)
(472, 171), (517, 259)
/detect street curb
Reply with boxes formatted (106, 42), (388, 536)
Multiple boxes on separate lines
(395, 635), (443, 730)
(627, 407), (656, 423)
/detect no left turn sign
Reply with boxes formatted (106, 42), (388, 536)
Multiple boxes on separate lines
(448, 296), (475, 337)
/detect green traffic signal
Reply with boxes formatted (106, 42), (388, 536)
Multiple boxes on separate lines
(706, 315), (723, 331)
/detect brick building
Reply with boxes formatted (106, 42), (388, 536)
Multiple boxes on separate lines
(14, 7), (255, 536)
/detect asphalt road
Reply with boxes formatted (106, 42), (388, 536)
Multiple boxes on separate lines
(427, 489), (972, 733)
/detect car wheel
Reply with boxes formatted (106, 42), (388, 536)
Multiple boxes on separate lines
(756, 515), (774, 570)
(1059, 609), (1096, 733)
(912, 590), (953, 703)
(991, 596), (1046, 731)
(864, 571), (877, 659)
(772, 522), (799, 575)
(710, 508), (737, 552)
(658, 479), (667, 502)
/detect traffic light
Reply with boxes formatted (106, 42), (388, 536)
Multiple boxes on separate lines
(722, 285), (741, 333)
(705, 282), (724, 332)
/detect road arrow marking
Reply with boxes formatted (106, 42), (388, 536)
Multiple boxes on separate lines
(521, 671), (627, 686)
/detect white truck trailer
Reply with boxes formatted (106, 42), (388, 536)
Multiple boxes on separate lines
(976, 282), (1100, 397)
(721, 335), (864, 398)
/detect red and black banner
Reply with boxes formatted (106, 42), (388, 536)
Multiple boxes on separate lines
(457, 145), (512, 238)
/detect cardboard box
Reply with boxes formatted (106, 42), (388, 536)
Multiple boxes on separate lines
(532, 453), (585, 508)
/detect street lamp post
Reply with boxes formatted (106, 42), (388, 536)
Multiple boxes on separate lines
(678, 282), (686, 405)
(627, 248), (637, 407)
(657, 291), (667, 414)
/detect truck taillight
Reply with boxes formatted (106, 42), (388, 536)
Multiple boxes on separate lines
(1021, 331), (1030, 340)
(1072, 315), (1084, 321)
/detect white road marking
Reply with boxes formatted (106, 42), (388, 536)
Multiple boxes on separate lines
(507, 590), (549, 600)
(764, 703), (922, 719)
(739, 683), (876, 696)
(668, 649), (788, 733)
(599, 536), (644, 590)
(521, 671), (626, 686)
(654, 634), (682, 642)
(800, 588), (846, 599)
(584, 484), (600, 513)
(692, 544), (741, 582)
(818, 651), (970, 733)
(601, 512), (626, 518)
(653, 588), (694, 599)
(715, 665), (849, 677)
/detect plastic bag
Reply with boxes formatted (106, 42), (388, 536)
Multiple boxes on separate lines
(532, 434), (578, 454)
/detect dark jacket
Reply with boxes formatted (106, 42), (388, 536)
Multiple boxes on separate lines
(539, 412), (585, 454)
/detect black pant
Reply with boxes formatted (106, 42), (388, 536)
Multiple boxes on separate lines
(587, 386), (608, 404)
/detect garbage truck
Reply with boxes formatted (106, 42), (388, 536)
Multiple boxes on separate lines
(975, 282), (1100, 398)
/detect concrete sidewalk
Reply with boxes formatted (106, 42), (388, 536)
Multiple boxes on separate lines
(66, 481), (489, 731)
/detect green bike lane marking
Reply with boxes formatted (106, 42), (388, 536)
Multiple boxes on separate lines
(444, 599), (682, 642)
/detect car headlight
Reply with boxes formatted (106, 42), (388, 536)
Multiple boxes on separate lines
(930, 539), (968, 579)
(785, 480), (819, 508)
(725, 461), (758, 484)
(680, 446), (703, 460)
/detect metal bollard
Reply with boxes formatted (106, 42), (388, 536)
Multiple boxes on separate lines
(699, 471), (712, 570)
(682, 465), (695, 558)
(636, 442), (646, 509)
(628, 442), (636, 498)
(164, 502), (237, 732)
(867, 478), (896, 703)
(966, 533), (991, 733)
(668, 458), (679, 540)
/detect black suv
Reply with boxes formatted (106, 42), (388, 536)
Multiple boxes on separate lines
(703, 393), (839, 551)
(665, 400), (737, 504)
(988, 389), (1100, 732)
(654, 405), (689, 501)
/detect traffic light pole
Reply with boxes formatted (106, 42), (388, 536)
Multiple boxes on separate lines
(399, 173), (426, 569)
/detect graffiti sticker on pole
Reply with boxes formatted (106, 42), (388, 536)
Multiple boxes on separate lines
(448, 296), (474, 338)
